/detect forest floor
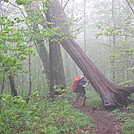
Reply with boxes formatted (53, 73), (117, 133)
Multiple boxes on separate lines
(72, 102), (124, 134)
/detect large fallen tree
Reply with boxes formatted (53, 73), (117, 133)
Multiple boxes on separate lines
(45, 0), (134, 107)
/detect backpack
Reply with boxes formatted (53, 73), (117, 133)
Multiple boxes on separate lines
(72, 76), (80, 92)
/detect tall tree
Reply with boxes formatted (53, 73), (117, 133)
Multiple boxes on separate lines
(8, 76), (18, 96)
(46, 0), (134, 107)
(26, 45), (32, 103)
(0, 14), (33, 96)
(24, 2), (50, 81)
(111, 0), (116, 81)
(25, 0), (66, 98)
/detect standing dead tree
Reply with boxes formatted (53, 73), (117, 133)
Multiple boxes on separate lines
(45, 0), (134, 107)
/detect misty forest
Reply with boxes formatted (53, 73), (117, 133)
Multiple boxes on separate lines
(0, 0), (134, 134)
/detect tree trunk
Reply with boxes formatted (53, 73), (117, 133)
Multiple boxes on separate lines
(35, 41), (50, 81)
(49, 41), (55, 99)
(46, 0), (134, 107)
(111, 0), (116, 81)
(25, 0), (66, 91)
(1, 73), (5, 94)
(26, 53), (32, 103)
(53, 43), (66, 87)
(8, 76), (18, 96)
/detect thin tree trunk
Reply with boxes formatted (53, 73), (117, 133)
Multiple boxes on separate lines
(1, 73), (5, 94)
(26, 53), (32, 103)
(8, 76), (18, 96)
(35, 41), (50, 81)
(21, 74), (24, 96)
(49, 41), (55, 99)
(53, 44), (66, 87)
(111, 0), (116, 81)
(2, 50), (18, 96)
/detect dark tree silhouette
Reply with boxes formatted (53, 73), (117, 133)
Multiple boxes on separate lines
(8, 76), (18, 96)
(45, 0), (134, 107)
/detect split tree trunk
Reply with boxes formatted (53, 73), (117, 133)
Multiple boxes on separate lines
(46, 0), (134, 107)
(25, 0), (66, 98)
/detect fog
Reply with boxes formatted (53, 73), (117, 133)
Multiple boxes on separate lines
(61, 0), (134, 84)
(0, 0), (134, 93)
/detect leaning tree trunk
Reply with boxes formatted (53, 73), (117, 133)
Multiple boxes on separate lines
(46, 0), (134, 107)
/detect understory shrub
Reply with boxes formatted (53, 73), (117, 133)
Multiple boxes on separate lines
(113, 104), (134, 134)
(0, 93), (93, 134)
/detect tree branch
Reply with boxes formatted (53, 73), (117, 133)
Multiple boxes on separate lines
(126, 0), (134, 14)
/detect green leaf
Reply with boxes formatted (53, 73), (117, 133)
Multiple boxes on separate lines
(15, 0), (32, 5)
(4, 0), (9, 2)
(6, 20), (14, 26)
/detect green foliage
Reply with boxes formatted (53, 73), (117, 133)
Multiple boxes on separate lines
(42, 0), (50, 7)
(15, 0), (32, 5)
(123, 121), (134, 134)
(96, 19), (134, 85)
(113, 105), (134, 134)
(96, 24), (133, 38)
(0, 93), (93, 133)
(3, 0), (9, 2)
(3, 0), (32, 5)
(128, 0), (134, 2)
(96, 13), (134, 38)
(25, 11), (67, 45)
(119, 79), (134, 86)
(0, 17), (33, 77)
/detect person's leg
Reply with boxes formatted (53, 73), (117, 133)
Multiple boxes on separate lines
(72, 93), (80, 106)
(71, 99), (76, 106)
(82, 94), (86, 106)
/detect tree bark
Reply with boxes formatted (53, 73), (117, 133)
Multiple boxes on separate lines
(46, 0), (134, 107)
(52, 43), (66, 87)
(49, 41), (55, 98)
(8, 76), (18, 96)
(26, 52), (32, 103)
(1, 73), (5, 94)
(35, 41), (50, 81)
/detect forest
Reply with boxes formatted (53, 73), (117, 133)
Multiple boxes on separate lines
(0, 0), (134, 134)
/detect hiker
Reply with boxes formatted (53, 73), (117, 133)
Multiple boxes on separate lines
(72, 76), (90, 106)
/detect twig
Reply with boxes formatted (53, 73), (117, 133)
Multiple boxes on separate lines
(126, 0), (134, 14)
